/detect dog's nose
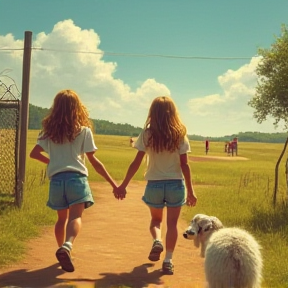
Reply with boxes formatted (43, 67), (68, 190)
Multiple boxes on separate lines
(183, 233), (188, 238)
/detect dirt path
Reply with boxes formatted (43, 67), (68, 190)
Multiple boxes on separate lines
(0, 181), (206, 288)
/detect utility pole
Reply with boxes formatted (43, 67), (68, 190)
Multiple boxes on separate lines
(17, 31), (32, 208)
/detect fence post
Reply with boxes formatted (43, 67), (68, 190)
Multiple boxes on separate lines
(17, 31), (32, 208)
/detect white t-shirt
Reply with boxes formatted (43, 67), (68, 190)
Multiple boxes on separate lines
(134, 129), (191, 180)
(37, 127), (97, 179)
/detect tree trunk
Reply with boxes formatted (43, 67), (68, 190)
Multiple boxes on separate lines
(274, 137), (288, 206)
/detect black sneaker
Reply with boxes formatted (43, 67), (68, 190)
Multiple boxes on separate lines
(148, 240), (163, 261)
(56, 247), (74, 272)
(162, 261), (174, 275)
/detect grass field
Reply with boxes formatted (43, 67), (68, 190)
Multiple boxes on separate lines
(1, 130), (288, 287)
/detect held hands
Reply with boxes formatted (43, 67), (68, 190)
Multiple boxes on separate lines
(113, 185), (127, 200)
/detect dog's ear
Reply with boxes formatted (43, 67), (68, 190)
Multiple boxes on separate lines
(198, 216), (223, 233)
(196, 217), (213, 233)
(210, 216), (224, 230)
(201, 221), (213, 232)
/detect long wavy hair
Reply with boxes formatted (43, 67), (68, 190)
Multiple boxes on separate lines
(144, 96), (187, 152)
(40, 89), (93, 143)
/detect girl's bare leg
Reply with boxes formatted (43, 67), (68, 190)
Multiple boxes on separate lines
(56, 204), (84, 273)
(166, 206), (181, 252)
(149, 207), (163, 240)
(55, 209), (69, 247)
(65, 202), (85, 244)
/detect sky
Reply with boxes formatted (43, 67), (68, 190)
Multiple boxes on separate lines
(0, 0), (287, 137)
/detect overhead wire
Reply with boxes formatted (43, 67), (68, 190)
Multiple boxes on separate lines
(0, 46), (259, 60)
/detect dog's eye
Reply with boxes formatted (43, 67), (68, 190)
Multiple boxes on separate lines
(198, 226), (202, 234)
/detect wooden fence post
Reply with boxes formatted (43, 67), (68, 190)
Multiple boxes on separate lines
(17, 31), (32, 208)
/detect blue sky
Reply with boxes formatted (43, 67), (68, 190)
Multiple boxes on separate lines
(0, 0), (287, 136)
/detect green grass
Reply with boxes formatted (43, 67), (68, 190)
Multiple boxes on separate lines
(1, 132), (288, 287)
(182, 140), (288, 287)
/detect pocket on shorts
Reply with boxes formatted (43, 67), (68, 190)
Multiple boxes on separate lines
(164, 180), (186, 207)
(143, 182), (165, 207)
(65, 176), (93, 205)
(48, 179), (67, 209)
(50, 179), (62, 190)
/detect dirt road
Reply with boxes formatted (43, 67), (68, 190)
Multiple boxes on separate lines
(0, 181), (206, 288)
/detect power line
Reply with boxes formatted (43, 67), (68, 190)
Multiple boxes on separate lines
(0, 46), (259, 60)
(0, 48), (23, 51)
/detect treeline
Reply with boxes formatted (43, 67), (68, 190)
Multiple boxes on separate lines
(91, 119), (141, 136)
(28, 104), (288, 142)
(28, 104), (142, 136)
(189, 132), (288, 143)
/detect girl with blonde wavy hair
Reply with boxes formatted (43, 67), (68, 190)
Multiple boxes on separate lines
(30, 89), (118, 272)
(116, 96), (197, 275)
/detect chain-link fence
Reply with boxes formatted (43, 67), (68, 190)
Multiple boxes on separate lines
(0, 72), (21, 207)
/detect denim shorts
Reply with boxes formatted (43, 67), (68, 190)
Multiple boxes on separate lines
(142, 179), (186, 208)
(47, 172), (94, 210)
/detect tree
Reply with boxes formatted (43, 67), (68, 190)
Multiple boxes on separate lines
(248, 24), (288, 206)
(248, 24), (288, 128)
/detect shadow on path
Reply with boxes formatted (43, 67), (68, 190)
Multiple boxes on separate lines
(0, 263), (165, 288)
(0, 182), (205, 288)
(0, 263), (64, 288)
(70, 263), (164, 288)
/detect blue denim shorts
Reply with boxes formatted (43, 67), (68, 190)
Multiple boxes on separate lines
(142, 179), (186, 208)
(48, 172), (94, 210)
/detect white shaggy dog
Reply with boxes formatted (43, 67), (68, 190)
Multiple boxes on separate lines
(183, 214), (263, 288)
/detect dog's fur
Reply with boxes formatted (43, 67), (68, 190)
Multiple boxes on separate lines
(183, 214), (263, 288)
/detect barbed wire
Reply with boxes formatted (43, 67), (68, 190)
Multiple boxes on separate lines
(0, 46), (259, 60)
(0, 71), (21, 100)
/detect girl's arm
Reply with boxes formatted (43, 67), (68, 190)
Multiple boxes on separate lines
(118, 150), (145, 190)
(86, 151), (118, 189)
(180, 153), (197, 207)
(30, 144), (50, 164)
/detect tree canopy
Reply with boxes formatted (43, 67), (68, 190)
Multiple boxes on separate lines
(248, 24), (288, 130)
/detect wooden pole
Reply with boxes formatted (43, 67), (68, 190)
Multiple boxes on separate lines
(273, 137), (288, 207)
(17, 31), (32, 208)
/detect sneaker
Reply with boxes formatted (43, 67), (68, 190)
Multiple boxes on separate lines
(56, 247), (74, 272)
(162, 261), (174, 275)
(148, 240), (163, 261)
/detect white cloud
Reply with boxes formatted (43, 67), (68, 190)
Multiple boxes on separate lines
(0, 19), (170, 128)
(0, 21), (283, 137)
(188, 57), (260, 118)
(188, 94), (225, 116)
(218, 57), (259, 92)
(186, 57), (285, 136)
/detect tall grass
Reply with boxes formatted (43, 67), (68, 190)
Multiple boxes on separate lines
(182, 140), (288, 287)
(0, 170), (54, 265)
(1, 132), (288, 287)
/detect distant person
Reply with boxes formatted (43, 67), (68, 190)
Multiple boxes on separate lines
(224, 142), (229, 153)
(228, 141), (233, 156)
(30, 89), (119, 272)
(205, 139), (209, 155)
(115, 96), (197, 275)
